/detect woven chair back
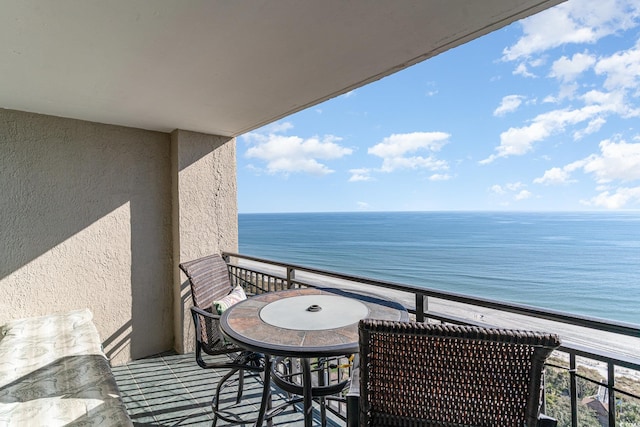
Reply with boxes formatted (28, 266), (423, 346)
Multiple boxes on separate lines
(180, 254), (235, 354)
(180, 254), (233, 309)
(358, 319), (560, 427)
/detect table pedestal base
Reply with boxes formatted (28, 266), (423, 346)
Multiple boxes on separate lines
(270, 355), (352, 427)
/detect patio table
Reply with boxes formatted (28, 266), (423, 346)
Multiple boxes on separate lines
(220, 287), (408, 427)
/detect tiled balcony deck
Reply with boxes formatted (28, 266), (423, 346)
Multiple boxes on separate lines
(112, 352), (344, 426)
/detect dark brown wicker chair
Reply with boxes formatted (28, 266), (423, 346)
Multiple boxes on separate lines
(180, 254), (270, 427)
(357, 319), (561, 427)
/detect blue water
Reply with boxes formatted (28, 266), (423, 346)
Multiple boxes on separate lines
(239, 211), (640, 325)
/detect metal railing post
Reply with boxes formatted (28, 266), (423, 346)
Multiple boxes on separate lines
(286, 266), (295, 289)
(570, 354), (578, 427)
(608, 362), (616, 427)
(415, 293), (426, 322)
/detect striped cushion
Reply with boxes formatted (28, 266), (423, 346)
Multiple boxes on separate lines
(213, 286), (247, 314)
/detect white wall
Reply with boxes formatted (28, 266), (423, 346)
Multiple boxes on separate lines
(0, 109), (238, 365)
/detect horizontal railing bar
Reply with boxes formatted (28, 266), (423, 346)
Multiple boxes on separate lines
(416, 307), (640, 371)
(425, 310), (640, 371)
(615, 386), (640, 400)
(421, 314), (639, 372)
(224, 252), (640, 338)
(558, 342), (640, 371)
(424, 311), (490, 327)
(544, 363), (640, 401)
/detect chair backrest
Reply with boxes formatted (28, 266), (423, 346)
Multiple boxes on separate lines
(358, 319), (561, 427)
(179, 254), (233, 310)
(180, 254), (238, 356)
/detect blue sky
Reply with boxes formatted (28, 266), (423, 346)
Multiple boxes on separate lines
(238, 0), (640, 213)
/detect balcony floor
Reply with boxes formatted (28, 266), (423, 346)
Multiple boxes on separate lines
(112, 351), (344, 426)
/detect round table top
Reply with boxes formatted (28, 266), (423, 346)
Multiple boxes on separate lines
(260, 294), (370, 330)
(220, 287), (409, 357)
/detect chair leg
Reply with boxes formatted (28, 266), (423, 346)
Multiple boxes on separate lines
(236, 368), (244, 404)
(302, 358), (313, 427)
(320, 397), (327, 427)
(254, 356), (273, 427)
(283, 357), (295, 406)
(212, 367), (241, 427)
(318, 360), (327, 427)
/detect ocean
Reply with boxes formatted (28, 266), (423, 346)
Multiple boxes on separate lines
(238, 211), (640, 325)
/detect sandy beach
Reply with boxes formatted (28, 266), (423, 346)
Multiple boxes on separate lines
(326, 276), (640, 381)
(238, 259), (640, 382)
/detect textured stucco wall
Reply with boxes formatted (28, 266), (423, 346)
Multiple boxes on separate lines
(0, 109), (176, 365)
(171, 130), (238, 353)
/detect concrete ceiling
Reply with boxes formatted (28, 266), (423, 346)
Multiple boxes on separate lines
(1, 1), (564, 137)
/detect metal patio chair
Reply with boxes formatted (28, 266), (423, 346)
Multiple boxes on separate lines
(180, 254), (271, 427)
(357, 319), (561, 427)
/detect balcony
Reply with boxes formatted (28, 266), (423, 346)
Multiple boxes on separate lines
(113, 253), (640, 427)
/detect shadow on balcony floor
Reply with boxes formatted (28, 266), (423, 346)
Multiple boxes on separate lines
(112, 351), (343, 426)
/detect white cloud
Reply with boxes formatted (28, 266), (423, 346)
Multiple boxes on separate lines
(377, 156), (448, 173)
(489, 184), (506, 195)
(349, 168), (373, 182)
(595, 38), (640, 92)
(513, 63), (536, 78)
(356, 201), (371, 210)
(549, 52), (596, 82)
(536, 139), (640, 208)
(581, 89), (638, 118)
(481, 97), (626, 163)
(583, 186), (640, 208)
(496, 1), (640, 158)
(494, 95), (525, 116)
(573, 117), (606, 139)
(480, 120), (550, 164)
(505, 182), (525, 191)
(429, 174), (451, 181)
(515, 190), (533, 200)
(503, 0), (640, 61)
(368, 132), (450, 173)
(369, 132), (449, 157)
(350, 132), (451, 182)
(529, 57), (547, 68)
(267, 121), (294, 133)
(242, 122), (293, 142)
(582, 138), (640, 183)
(534, 167), (575, 185)
(245, 134), (352, 176)
(489, 182), (532, 201)
(558, 82), (580, 101)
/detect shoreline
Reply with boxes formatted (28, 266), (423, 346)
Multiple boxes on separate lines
(238, 259), (640, 381)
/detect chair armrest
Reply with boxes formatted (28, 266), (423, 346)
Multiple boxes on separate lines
(190, 305), (221, 320)
(537, 413), (557, 427)
(190, 306), (238, 364)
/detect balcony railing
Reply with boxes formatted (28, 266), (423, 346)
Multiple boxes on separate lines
(223, 251), (640, 427)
